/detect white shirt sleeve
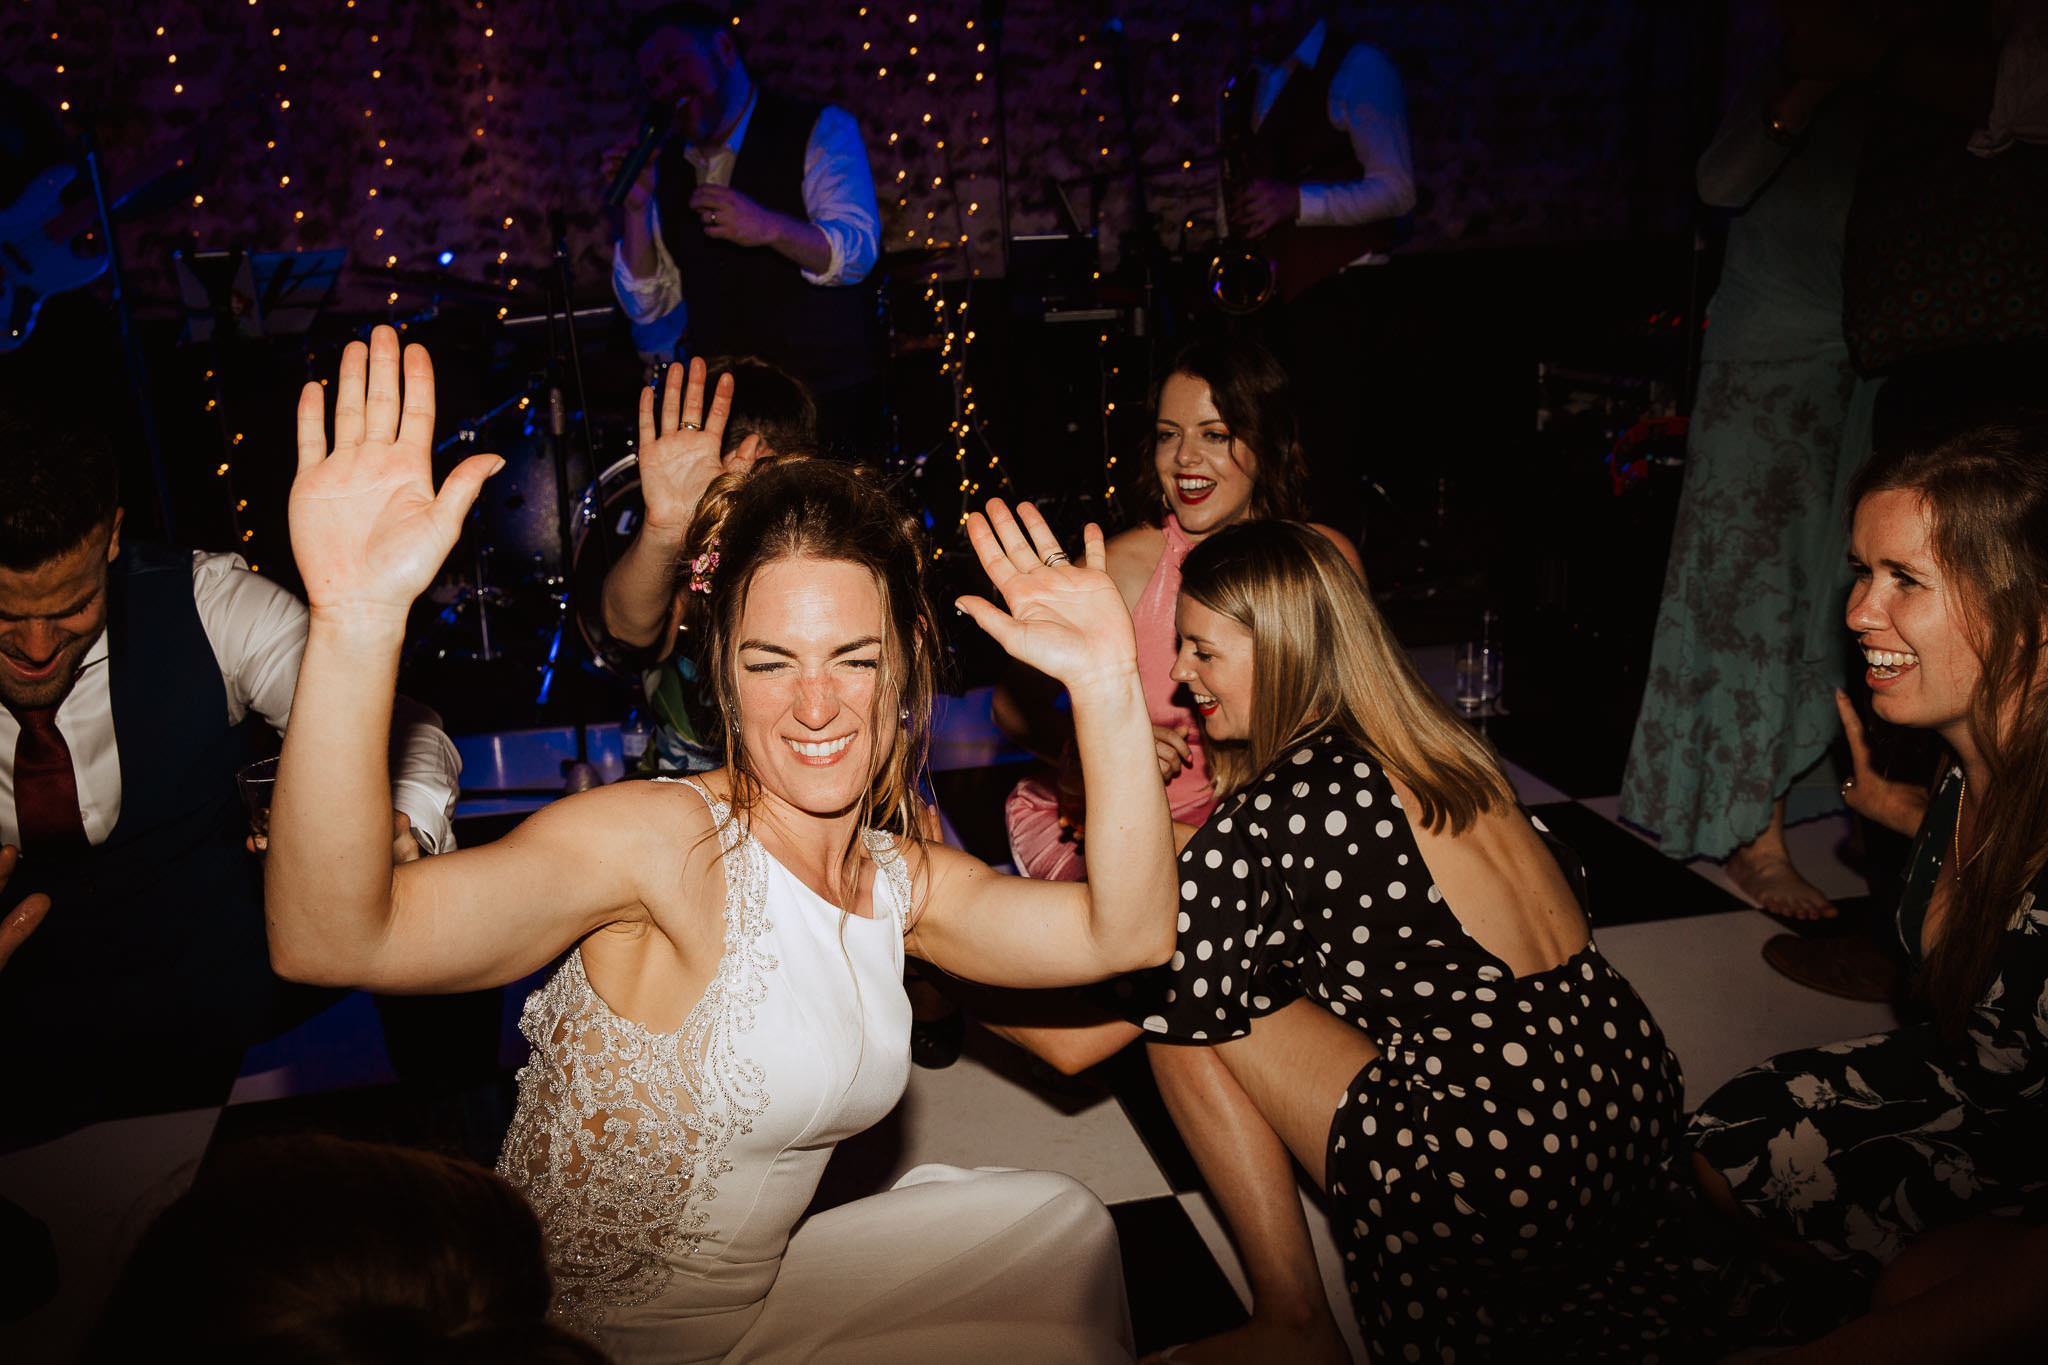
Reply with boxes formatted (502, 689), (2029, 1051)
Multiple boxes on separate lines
(1971, 1), (2048, 155)
(192, 552), (461, 854)
(612, 200), (688, 360)
(799, 105), (882, 286)
(1297, 42), (1417, 229)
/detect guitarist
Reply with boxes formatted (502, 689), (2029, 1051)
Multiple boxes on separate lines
(1226, 1), (1416, 541)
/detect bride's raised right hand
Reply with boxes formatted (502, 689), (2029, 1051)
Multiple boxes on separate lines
(290, 325), (502, 622)
(955, 499), (1137, 698)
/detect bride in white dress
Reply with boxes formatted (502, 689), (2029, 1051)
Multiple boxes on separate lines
(264, 327), (1176, 1363)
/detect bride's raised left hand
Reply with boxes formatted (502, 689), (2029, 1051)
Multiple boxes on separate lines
(955, 500), (1137, 695)
(290, 325), (502, 622)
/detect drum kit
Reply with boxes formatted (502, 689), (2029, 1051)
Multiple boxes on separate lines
(413, 386), (647, 689)
(403, 240), (969, 695)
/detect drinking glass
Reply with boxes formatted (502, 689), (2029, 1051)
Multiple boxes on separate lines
(1454, 643), (1486, 712)
(237, 756), (282, 838)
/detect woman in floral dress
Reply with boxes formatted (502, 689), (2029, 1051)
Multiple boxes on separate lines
(1619, 56), (1873, 916)
(1688, 419), (2048, 1349)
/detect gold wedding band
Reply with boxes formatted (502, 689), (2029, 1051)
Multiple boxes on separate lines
(682, 421), (703, 431)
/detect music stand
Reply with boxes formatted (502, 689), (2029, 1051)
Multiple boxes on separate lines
(174, 247), (344, 342)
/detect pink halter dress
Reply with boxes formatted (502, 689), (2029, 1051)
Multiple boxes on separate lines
(1005, 518), (1217, 880)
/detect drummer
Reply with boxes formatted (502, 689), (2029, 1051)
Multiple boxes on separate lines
(590, 355), (818, 773)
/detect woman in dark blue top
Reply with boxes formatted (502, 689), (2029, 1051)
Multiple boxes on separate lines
(1690, 418), (2048, 1357)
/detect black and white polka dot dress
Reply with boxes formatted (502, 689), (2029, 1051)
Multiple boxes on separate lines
(1130, 732), (1695, 1363)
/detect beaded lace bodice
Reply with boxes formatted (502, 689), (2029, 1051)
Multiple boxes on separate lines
(497, 780), (914, 1337)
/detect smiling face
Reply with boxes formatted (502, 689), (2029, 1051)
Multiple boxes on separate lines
(1171, 594), (1257, 743)
(731, 556), (897, 819)
(1846, 488), (1985, 750)
(637, 25), (743, 146)
(0, 514), (121, 712)
(1155, 371), (1259, 540)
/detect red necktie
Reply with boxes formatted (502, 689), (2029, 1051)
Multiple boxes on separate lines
(12, 707), (87, 856)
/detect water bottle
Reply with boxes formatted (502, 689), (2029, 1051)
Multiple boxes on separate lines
(621, 708), (651, 766)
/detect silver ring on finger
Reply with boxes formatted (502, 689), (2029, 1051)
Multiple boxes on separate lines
(1042, 551), (1070, 566)
(682, 421), (703, 431)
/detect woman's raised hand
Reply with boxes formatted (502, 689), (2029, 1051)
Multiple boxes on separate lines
(290, 326), (501, 621)
(636, 358), (761, 534)
(956, 500), (1137, 694)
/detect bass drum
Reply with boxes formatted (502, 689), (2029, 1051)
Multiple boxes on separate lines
(567, 453), (648, 675)
(467, 431), (594, 584)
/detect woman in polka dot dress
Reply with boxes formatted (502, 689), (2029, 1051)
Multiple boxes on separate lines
(1126, 522), (1695, 1364)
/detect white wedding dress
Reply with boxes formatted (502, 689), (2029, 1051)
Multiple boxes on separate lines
(498, 779), (1134, 1364)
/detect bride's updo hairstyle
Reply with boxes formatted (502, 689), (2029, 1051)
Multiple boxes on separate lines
(678, 456), (940, 858)
(1180, 520), (1515, 835)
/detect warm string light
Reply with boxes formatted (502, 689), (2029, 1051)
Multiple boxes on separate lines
(863, 5), (1001, 552)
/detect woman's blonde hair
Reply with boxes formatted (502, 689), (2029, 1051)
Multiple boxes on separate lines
(676, 457), (939, 908)
(1181, 521), (1516, 835)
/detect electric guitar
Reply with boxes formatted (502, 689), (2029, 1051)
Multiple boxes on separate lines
(0, 163), (109, 353)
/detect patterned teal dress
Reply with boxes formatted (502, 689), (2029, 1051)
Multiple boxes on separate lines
(1688, 767), (2048, 1332)
(1620, 95), (1877, 858)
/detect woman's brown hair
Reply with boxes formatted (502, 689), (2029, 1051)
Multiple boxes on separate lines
(85, 1136), (607, 1364)
(1847, 417), (2048, 1042)
(677, 456), (941, 909)
(1128, 335), (1311, 528)
(1180, 520), (1516, 834)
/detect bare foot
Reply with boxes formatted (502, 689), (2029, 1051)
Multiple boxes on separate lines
(1725, 843), (1836, 919)
(1141, 1314), (1349, 1365)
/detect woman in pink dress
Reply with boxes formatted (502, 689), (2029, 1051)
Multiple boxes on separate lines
(999, 337), (1360, 879)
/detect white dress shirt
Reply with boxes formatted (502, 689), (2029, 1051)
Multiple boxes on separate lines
(0, 551), (460, 853)
(613, 89), (883, 360)
(1249, 20), (1417, 232)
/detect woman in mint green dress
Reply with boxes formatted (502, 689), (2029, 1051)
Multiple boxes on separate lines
(1620, 66), (1875, 914)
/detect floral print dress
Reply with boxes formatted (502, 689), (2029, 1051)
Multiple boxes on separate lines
(1688, 768), (2048, 1332)
(1618, 95), (1876, 859)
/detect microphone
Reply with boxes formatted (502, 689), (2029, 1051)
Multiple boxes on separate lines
(602, 101), (674, 212)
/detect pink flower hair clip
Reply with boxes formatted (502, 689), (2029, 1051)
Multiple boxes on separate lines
(688, 537), (721, 594)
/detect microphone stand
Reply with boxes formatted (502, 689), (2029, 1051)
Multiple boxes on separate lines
(537, 210), (606, 792)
